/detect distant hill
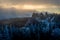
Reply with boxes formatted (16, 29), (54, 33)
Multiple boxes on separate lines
(0, 17), (31, 27)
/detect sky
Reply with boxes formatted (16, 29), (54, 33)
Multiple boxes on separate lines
(0, 0), (60, 19)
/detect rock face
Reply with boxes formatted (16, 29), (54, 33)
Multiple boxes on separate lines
(0, 12), (60, 40)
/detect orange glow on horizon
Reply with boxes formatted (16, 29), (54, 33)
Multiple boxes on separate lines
(0, 4), (60, 13)
(22, 5), (47, 10)
(0, 4), (47, 10)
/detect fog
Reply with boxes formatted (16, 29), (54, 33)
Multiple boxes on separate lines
(0, 7), (32, 20)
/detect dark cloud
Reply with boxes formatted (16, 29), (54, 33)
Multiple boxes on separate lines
(0, 0), (60, 6)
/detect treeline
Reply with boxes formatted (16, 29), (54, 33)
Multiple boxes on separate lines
(0, 12), (60, 40)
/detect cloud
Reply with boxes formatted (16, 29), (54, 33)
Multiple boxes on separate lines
(0, 0), (60, 20)
(0, 0), (60, 6)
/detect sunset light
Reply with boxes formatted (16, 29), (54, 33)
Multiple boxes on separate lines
(0, 4), (60, 13)
(22, 5), (46, 10)
(0, 4), (47, 10)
